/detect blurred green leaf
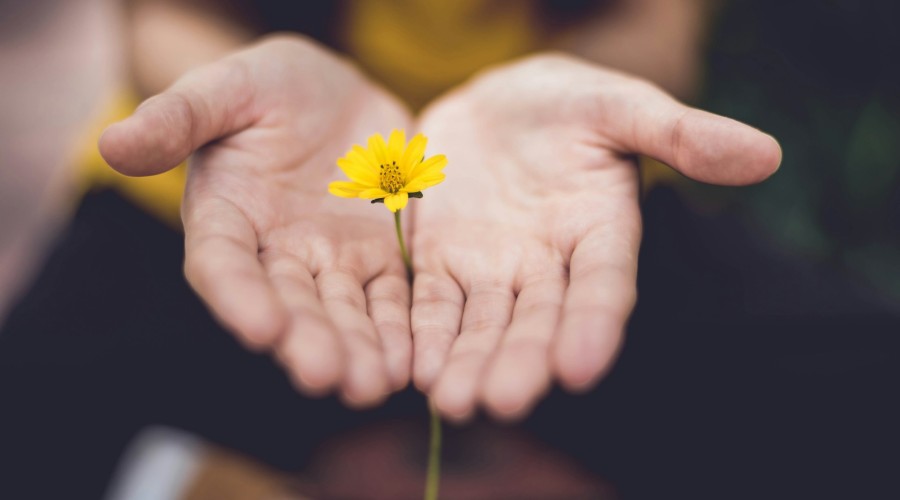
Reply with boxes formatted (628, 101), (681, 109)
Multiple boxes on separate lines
(844, 98), (900, 209)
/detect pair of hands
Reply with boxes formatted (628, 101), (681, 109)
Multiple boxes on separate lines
(99, 35), (780, 421)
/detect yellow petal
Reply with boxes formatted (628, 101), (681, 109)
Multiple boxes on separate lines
(351, 145), (380, 170)
(400, 133), (427, 175)
(359, 187), (390, 199)
(329, 181), (368, 198)
(402, 172), (445, 193)
(408, 154), (447, 180)
(383, 192), (409, 212)
(337, 157), (379, 186)
(387, 129), (406, 163)
(368, 133), (389, 165)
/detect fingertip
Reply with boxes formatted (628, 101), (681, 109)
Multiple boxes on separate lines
(277, 323), (345, 396)
(443, 410), (476, 426)
(482, 355), (549, 422)
(239, 300), (290, 351)
(285, 368), (336, 399)
(553, 318), (623, 393)
(432, 376), (477, 423)
(434, 396), (477, 425)
(386, 350), (412, 391)
(340, 369), (391, 409)
(556, 356), (603, 393)
(756, 132), (784, 181)
(230, 283), (290, 347)
(483, 398), (533, 423)
(341, 351), (392, 409)
(681, 113), (784, 186)
(304, 368), (346, 399)
(97, 121), (136, 174)
(413, 374), (433, 393)
(282, 366), (337, 399)
(412, 347), (444, 392)
(556, 365), (600, 393)
(211, 302), (286, 353)
(719, 125), (783, 185)
(98, 94), (194, 176)
(482, 381), (531, 422)
(341, 389), (389, 410)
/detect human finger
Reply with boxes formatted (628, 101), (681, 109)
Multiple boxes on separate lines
(481, 273), (566, 420)
(316, 269), (392, 408)
(99, 57), (258, 176)
(183, 195), (287, 350)
(265, 256), (345, 396)
(410, 272), (465, 391)
(552, 218), (640, 392)
(592, 73), (782, 185)
(365, 272), (413, 391)
(430, 282), (515, 422)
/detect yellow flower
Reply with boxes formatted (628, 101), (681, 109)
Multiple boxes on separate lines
(328, 129), (447, 212)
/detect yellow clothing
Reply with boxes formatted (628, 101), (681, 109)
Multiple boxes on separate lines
(344, 0), (540, 111)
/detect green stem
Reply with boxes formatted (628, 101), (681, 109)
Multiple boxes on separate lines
(394, 210), (413, 281)
(392, 210), (441, 500)
(425, 402), (442, 500)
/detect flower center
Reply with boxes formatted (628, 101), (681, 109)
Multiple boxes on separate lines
(380, 161), (404, 193)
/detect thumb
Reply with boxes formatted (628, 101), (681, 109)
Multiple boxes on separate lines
(99, 60), (257, 177)
(597, 78), (782, 186)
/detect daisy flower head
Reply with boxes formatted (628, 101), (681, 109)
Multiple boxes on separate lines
(328, 129), (447, 212)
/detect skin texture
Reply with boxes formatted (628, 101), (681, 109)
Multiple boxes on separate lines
(100, 37), (781, 417)
(411, 54), (782, 421)
(100, 35), (414, 407)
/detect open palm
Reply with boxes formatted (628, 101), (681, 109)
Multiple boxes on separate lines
(411, 54), (782, 420)
(100, 36), (413, 406)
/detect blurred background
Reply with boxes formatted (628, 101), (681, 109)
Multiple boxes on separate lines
(1, 0), (898, 498)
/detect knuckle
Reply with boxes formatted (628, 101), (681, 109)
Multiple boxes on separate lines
(158, 92), (197, 159)
(669, 109), (692, 168)
(461, 316), (506, 333)
(367, 279), (410, 306)
(324, 287), (366, 311)
(413, 283), (462, 311)
(373, 317), (409, 336)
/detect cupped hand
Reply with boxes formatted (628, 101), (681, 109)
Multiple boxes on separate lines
(99, 35), (413, 407)
(410, 53), (782, 421)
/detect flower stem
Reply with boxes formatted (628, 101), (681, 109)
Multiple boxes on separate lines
(425, 402), (442, 500)
(394, 210), (413, 281)
(392, 210), (441, 500)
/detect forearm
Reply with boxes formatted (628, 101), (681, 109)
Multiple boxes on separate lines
(0, 0), (123, 324)
(125, 0), (255, 96)
(550, 0), (717, 100)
